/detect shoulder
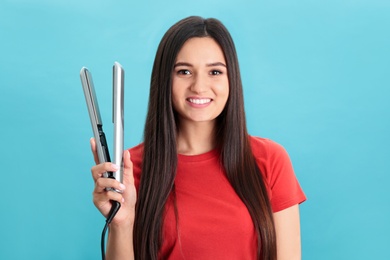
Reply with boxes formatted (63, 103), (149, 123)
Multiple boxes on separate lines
(249, 135), (293, 177)
(249, 135), (289, 161)
(128, 143), (144, 188)
(249, 136), (306, 212)
(128, 142), (144, 160)
(249, 135), (293, 192)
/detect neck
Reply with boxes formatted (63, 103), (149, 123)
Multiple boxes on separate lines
(176, 120), (216, 155)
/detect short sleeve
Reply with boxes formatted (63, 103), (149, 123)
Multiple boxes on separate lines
(251, 137), (306, 212)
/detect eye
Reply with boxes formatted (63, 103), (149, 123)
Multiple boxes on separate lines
(177, 69), (191, 75)
(210, 70), (222, 75)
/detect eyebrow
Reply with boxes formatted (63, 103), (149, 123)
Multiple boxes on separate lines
(173, 62), (227, 68)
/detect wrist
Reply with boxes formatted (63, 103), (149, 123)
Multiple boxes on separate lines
(109, 216), (134, 231)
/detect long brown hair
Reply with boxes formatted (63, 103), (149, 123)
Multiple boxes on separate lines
(133, 16), (276, 260)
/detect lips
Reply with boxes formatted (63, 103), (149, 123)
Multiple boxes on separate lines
(187, 98), (212, 105)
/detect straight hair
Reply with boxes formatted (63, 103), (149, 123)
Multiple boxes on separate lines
(133, 16), (276, 260)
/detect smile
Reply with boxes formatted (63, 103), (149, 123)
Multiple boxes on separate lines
(187, 98), (211, 105)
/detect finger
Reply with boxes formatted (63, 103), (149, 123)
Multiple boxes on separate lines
(106, 190), (125, 203)
(123, 150), (132, 169)
(91, 162), (119, 182)
(95, 176), (126, 193)
(92, 194), (112, 213)
(93, 191), (124, 210)
(90, 138), (99, 164)
(123, 150), (134, 183)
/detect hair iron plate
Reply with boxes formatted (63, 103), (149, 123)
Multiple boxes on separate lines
(80, 62), (124, 223)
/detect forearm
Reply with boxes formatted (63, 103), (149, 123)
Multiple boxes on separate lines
(106, 222), (134, 260)
(274, 205), (302, 260)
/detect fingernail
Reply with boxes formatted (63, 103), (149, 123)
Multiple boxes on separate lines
(119, 183), (126, 190)
(112, 164), (119, 170)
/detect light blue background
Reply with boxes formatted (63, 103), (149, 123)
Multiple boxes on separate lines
(1, 0), (389, 259)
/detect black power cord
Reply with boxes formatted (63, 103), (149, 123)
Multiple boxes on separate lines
(101, 201), (121, 260)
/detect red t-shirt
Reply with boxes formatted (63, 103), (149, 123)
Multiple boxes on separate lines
(130, 136), (306, 259)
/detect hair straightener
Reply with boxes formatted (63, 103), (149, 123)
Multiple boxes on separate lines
(80, 62), (124, 259)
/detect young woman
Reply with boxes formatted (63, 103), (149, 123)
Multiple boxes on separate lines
(90, 16), (306, 260)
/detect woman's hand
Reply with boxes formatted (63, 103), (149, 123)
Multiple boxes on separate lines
(90, 138), (137, 226)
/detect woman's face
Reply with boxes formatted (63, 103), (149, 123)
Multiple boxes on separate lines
(171, 37), (229, 126)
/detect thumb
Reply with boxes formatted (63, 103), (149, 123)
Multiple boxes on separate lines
(123, 150), (134, 184)
(89, 138), (100, 164)
(123, 150), (132, 169)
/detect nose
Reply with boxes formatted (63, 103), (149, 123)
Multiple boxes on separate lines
(190, 74), (208, 94)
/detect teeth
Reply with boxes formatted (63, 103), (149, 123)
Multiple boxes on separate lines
(188, 98), (211, 104)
